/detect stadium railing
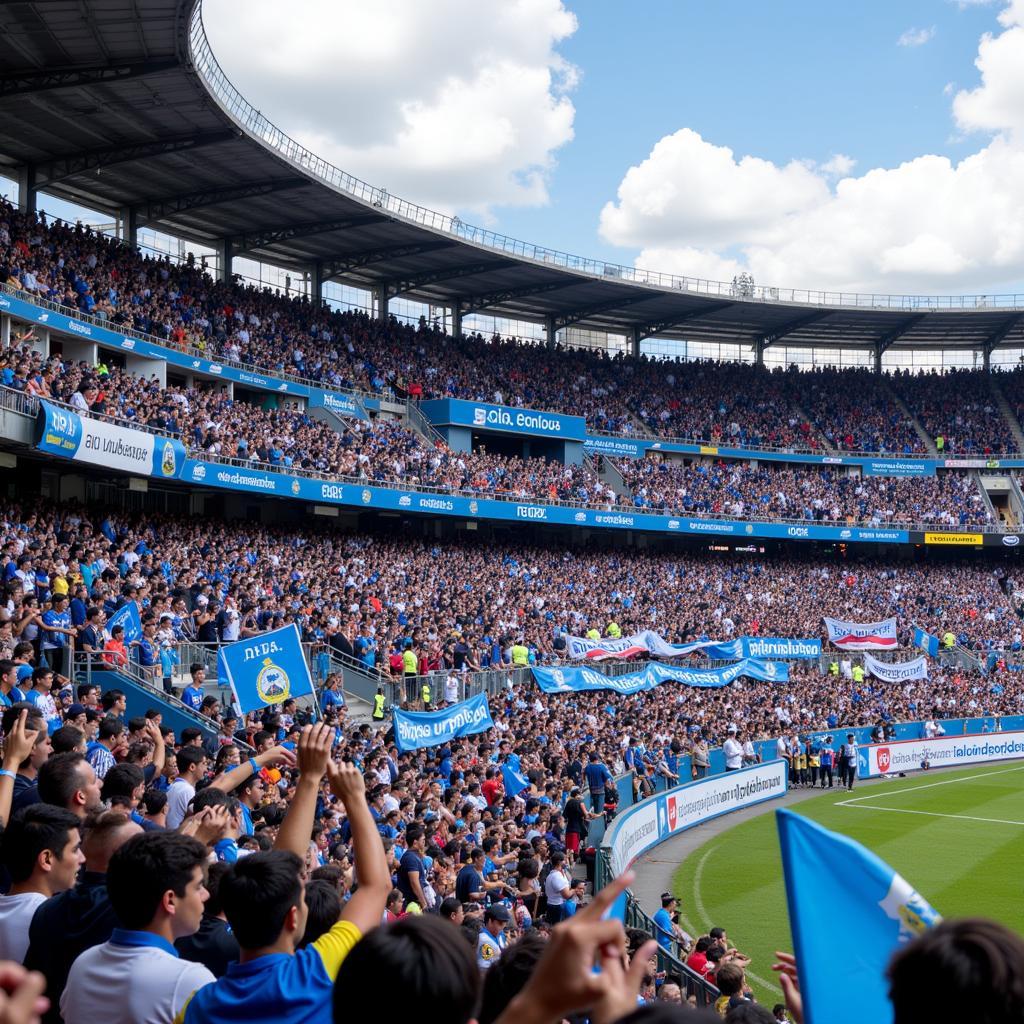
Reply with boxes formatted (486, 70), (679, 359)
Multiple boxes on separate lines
(187, 2), (1024, 313)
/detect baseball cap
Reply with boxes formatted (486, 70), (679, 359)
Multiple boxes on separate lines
(661, 892), (677, 905)
(485, 904), (512, 922)
(67, 703), (87, 718)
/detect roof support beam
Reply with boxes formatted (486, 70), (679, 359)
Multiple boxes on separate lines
(36, 131), (237, 187)
(459, 280), (580, 316)
(0, 58), (179, 98)
(876, 314), (928, 356)
(552, 292), (659, 331)
(136, 179), (307, 226)
(983, 314), (1023, 355)
(320, 241), (456, 279)
(387, 259), (518, 297)
(630, 302), (735, 342)
(230, 213), (390, 254)
(758, 310), (833, 349)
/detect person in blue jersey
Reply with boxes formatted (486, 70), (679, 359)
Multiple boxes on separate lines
(40, 593), (76, 677)
(180, 665), (206, 714)
(177, 723), (391, 1024)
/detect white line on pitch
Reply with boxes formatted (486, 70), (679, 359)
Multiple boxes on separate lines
(839, 763), (1024, 808)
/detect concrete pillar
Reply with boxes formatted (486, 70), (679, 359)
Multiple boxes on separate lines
(310, 261), (323, 307)
(373, 284), (389, 323)
(754, 337), (765, 366)
(545, 315), (557, 351)
(119, 206), (138, 247)
(983, 347), (991, 373)
(0, 316), (9, 348)
(629, 326), (642, 359)
(16, 165), (37, 214)
(216, 238), (234, 283)
(874, 344), (883, 375)
(451, 301), (463, 340)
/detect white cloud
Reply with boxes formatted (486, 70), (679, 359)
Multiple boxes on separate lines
(898, 25), (936, 47)
(202, 0), (578, 218)
(599, 2), (1024, 294)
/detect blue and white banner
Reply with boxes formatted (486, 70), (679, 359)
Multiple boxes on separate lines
(306, 389), (368, 419)
(420, 398), (586, 441)
(532, 658), (788, 695)
(913, 627), (940, 657)
(106, 601), (142, 643)
(823, 616), (899, 650)
(861, 459), (936, 477)
(776, 809), (940, 1024)
(393, 692), (494, 753)
(36, 401), (184, 479)
(698, 637), (822, 660)
(216, 624), (315, 715)
(863, 652), (928, 682)
(567, 629), (687, 661)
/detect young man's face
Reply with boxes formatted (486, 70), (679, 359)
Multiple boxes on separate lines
(171, 866), (209, 939)
(52, 827), (85, 891)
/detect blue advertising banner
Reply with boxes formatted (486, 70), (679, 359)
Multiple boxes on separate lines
(699, 637), (822, 660)
(393, 692), (495, 753)
(531, 658), (788, 695)
(861, 459), (936, 477)
(106, 601), (142, 643)
(36, 401), (184, 480)
(216, 624), (315, 715)
(420, 398), (586, 441)
(913, 627), (940, 657)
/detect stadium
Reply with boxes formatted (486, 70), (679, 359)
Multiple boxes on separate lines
(0, 2), (1022, 1023)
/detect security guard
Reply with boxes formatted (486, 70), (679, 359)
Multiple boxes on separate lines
(942, 631), (956, 651)
(372, 688), (386, 721)
(477, 904), (510, 970)
(421, 681), (432, 709)
(606, 620), (622, 639)
(402, 641), (418, 702)
(510, 639), (530, 667)
(585, 627), (601, 641)
(828, 660), (840, 678)
(852, 662), (865, 684)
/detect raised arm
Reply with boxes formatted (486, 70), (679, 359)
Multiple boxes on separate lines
(0, 711), (39, 828)
(209, 743), (296, 793)
(273, 723), (331, 858)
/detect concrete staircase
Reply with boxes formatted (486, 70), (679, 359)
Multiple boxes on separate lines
(882, 381), (937, 454)
(987, 375), (1024, 453)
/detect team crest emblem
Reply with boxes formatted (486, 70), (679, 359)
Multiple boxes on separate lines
(291, 479), (301, 494)
(877, 747), (891, 773)
(469, 500), (478, 514)
(256, 658), (291, 704)
(161, 440), (177, 477)
(362, 489), (372, 504)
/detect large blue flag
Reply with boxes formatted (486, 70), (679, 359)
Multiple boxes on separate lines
(217, 624), (315, 715)
(107, 601), (142, 643)
(393, 692), (494, 753)
(913, 627), (940, 657)
(776, 809), (941, 1024)
(501, 763), (530, 798)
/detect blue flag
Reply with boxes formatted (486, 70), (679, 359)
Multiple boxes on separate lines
(776, 810), (941, 1024)
(217, 624), (315, 715)
(913, 627), (939, 657)
(393, 692), (494, 753)
(501, 763), (530, 798)
(107, 602), (142, 643)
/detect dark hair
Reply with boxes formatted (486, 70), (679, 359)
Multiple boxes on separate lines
(100, 689), (125, 712)
(709, 926), (726, 941)
(405, 824), (425, 846)
(439, 896), (462, 920)
(0, 703), (45, 769)
(479, 932), (546, 1024)
(0, 804), (80, 882)
(204, 861), (231, 917)
(888, 918), (1024, 1024)
(38, 752), (88, 809)
(98, 716), (124, 742)
(181, 728), (203, 745)
(107, 831), (208, 929)
(715, 962), (745, 996)
(300, 880), (342, 949)
(176, 746), (207, 774)
(100, 763), (145, 803)
(220, 850), (303, 949)
(143, 788), (168, 815)
(333, 915), (479, 1024)
(192, 788), (237, 815)
(51, 724), (84, 755)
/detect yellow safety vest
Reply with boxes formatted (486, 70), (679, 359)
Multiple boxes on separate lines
(852, 666), (865, 683)
(586, 629), (600, 641)
(421, 684), (431, 704)
(511, 644), (529, 666)
(828, 662), (839, 676)
(402, 650), (417, 673)
(942, 632), (955, 650)
(606, 622), (621, 639)
(373, 693), (386, 719)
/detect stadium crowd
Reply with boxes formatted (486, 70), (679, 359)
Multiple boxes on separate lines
(3, 200), (1024, 456)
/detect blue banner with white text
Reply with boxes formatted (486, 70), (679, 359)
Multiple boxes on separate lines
(216, 624), (315, 715)
(696, 637), (822, 660)
(531, 658), (788, 695)
(420, 398), (586, 441)
(393, 692), (495, 753)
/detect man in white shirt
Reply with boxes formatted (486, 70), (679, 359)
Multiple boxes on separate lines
(165, 748), (208, 830)
(543, 851), (572, 925)
(723, 726), (743, 772)
(61, 831), (215, 1024)
(0, 804), (84, 961)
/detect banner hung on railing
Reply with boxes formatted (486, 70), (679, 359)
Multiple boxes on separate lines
(35, 400), (185, 480)
(568, 630), (698, 661)
(863, 653), (928, 682)
(697, 637), (822, 660)
(823, 616), (898, 651)
(532, 658), (788, 696)
(393, 692), (495, 753)
(106, 602), (142, 643)
(913, 627), (940, 657)
(217, 624), (315, 715)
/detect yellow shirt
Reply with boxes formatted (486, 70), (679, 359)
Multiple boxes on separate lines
(402, 649), (417, 673)
(51, 575), (69, 596)
(511, 644), (529, 666)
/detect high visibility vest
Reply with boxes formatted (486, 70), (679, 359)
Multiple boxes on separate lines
(606, 622), (621, 639)
(511, 644), (529, 666)
(402, 649), (417, 673)
(585, 629), (600, 641)
(421, 684), (431, 704)
(828, 661), (839, 676)
(373, 693), (386, 719)
(852, 665), (865, 683)
(943, 632), (955, 650)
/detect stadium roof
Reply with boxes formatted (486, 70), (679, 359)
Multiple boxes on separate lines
(1, 0), (1024, 355)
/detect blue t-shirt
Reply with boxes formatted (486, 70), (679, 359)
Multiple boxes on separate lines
(181, 686), (204, 711)
(41, 609), (71, 648)
(652, 907), (674, 950)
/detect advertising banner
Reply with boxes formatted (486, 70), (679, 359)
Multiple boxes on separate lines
(700, 637), (822, 660)
(861, 460), (936, 477)
(923, 532), (983, 546)
(35, 401), (184, 479)
(420, 398), (586, 441)
(216, 624), (315, 715)
(531, 658), (788, 696)
(607, 760), (788, 874)
(860, 731), (1024, 777)
(392, 692), (494, 753)
(863, 652), (929, 682)
(823, 616), (898, 650)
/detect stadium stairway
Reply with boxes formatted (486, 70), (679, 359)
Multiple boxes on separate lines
(882, 382), (937, 454)
(987, 375), (1024, 453)
(590, 452), (631, 499)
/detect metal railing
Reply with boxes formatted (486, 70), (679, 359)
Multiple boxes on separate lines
(187, 3), (1024, 313)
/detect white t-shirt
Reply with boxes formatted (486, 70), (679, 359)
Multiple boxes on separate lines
(724, 738), (743, 769)
(0, 891), (46, 961)
(165, 778), (196, 829)
(545, 869), (570, 907)
(61, 934), (215, 1024)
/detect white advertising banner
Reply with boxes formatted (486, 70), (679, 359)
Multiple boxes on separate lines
(861, 731), (1024, 777)
(863, 653), (929, 682)
(607, 760), (789, 875)
(823, 616), (898, 651)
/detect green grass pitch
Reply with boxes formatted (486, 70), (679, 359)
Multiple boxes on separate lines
(670, 762), (1024, 1002)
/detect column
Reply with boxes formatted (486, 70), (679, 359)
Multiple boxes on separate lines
(545, 315), (557, 350)
(216, 238), (234, 283)
(983, 346), (991, 373)
(874, 343), (883, 375)
(754, 337), (766, 366)
(119, 206), (138, 247)
(629, 326), (642, 359)
(16, 165), (37, 214)
(374, 284), (389, 323)
(310, 260), (323, 307)
(451, 301), (463, 340)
